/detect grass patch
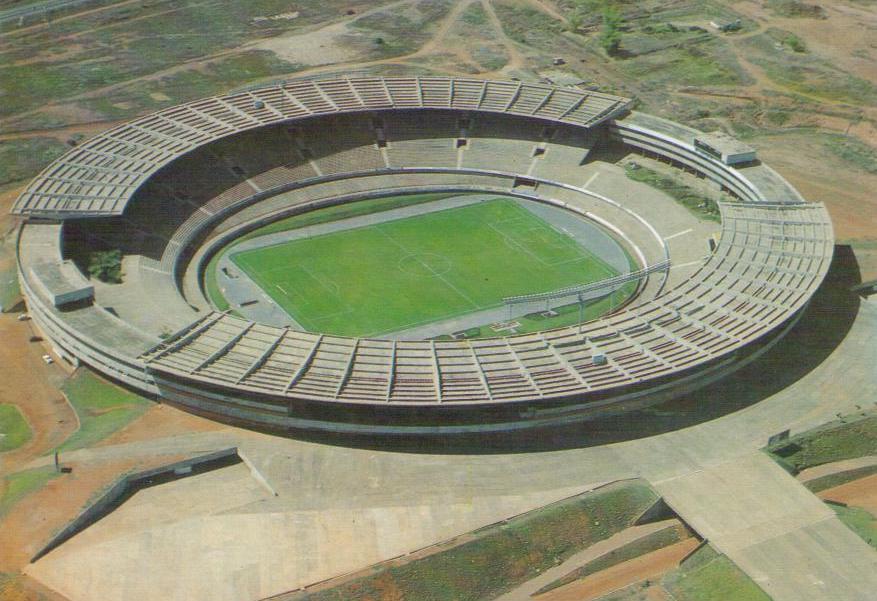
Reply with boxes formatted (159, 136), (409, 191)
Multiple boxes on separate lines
(824, 134), (877, 175)
(205, 192), (460, 311)
(0, 466), (59, 517)
(58, 370), (151, 452)
(832, 504), (877, 550)
(625, 162), (720, 221)
(350, 0), (454, 58)
(766, 0), (826, 18)
(0, 404), (31, 452)
(0, 137), (68, 185)
(493, 1), (566, 49)
(298, 482), (657, 601)
(741, 33), (877, 105)
(230, 198), (621, 337)
(616, 40), (749, 88)
(0, 0), (362, 120)
(766, 414), (877, 473)
(665, 546), (770, 601)
(804, 465), (877, 493)
(536, 522), (692, 594)
(0, 260), (21, 313)
(79, 50), (303, 121)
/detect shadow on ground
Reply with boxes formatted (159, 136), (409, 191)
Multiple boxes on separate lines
(297, 245), (862, 454)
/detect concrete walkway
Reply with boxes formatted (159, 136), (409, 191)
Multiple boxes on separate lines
(24, 299), (877, 601)
(799, 455), (877, 483)
(652, 452), (877, 601)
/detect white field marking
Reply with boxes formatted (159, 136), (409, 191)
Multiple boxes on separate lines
(664, 228), (694, 241)
(582, 171), (600, 189)
(375, 226), (481, 310)
(276, 284), (287, 295)
(671, 258), (708, 270)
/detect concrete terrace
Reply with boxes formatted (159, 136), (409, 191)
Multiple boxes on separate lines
(24, 294), (877, 601)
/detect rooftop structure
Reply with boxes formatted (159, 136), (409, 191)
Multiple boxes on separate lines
(13, 77), (833, 436)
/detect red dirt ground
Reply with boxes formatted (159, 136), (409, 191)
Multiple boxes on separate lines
(819, 473), (877, 514)
(534, 538), (700, 601)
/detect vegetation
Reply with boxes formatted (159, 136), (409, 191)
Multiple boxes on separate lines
(204, 193), (461, 311)
(804, 465), (877, 493)
(766, 0), (826, 18)
(78, 51), (303, 121)
(350, 0), (454, 57)
(536, 522), (692, 594)
(767, 414), (877, 473)
(625, 162), (720, 221)
(832, 504), (877, 550)
(600, 7), (623, 56)
(0, 138), (68, 185)
(824, 134), (877, 175)
(0, 404), (31, 452)
(87, 249), (122, 284)
(298, 483), (657, 601)
(741, 34), (877, 105)
(230, 198), (623, 337)
(0, 466), (59, 517)
(0, 0), (364, 120)
(664, 545), (771, 601)
(784, 33), (807, 53)
(617, 41), (749, 88)
(58, 370), (150, 452)
(0, 261), (21, 312)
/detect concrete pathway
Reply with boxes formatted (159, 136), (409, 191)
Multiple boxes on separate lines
(652, 452), (877, 601)
(24, 297), (877, 601)
(799, 455), (877, 483)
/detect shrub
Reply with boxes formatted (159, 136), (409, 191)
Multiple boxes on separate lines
(784, 34), (806, 52)
(600, 7), (623, 56)
(87, 249), (122, 283)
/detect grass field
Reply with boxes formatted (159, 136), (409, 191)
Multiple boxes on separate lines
(0, 404), (31, 452)
(58, 370), (151, 452)
(0, 466), (59, 518)
(230, 197), (621, 337)
(0, 404), (31, 453)
(832, 504), (877, 550)
(205, 192), (462, 311)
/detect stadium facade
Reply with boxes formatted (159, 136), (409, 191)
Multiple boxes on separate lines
(13, 76), (833, 436)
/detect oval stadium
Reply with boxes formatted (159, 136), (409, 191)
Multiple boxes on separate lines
(13, 75), (834, 437)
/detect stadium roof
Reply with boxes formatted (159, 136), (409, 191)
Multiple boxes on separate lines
(12, 77), (631, 219)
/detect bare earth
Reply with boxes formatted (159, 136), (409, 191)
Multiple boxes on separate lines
(535, 538), (700, 601)
(819, 473), (877, 515)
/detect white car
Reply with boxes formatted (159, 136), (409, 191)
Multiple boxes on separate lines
(41, 354), (54, 365)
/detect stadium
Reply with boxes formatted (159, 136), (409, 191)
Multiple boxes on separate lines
(13, 75), (834, 437)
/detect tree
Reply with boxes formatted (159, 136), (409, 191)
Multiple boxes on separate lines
(88, 249), (122, 283)
(600, 7), (623, 56)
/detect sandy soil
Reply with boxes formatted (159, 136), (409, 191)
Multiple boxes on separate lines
(819, 473), (877, 514)
(535, 538), (700, 601)
(251, 18), (371, 67)
(734, 0), (877, 83)
(0, 453), (185, 571)
(96, 402), (224, 449)
(744, 127), (877, 243)
(0, 314), (78, 474)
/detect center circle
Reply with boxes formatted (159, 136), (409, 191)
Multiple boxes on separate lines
(397, 253), (453, 278)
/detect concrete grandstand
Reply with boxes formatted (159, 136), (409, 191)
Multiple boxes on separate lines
(13, 76), (834, 437)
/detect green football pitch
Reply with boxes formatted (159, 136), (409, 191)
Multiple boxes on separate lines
(230, 197), (621, 337)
